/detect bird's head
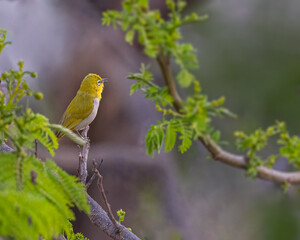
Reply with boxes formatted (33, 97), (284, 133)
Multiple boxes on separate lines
(79, 73), (108, 97)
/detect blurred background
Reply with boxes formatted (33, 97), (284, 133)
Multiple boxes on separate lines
(1, 0), (300, 239)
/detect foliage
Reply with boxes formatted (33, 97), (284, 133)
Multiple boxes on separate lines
(0, 30), (89, 240)
(235, 122), (300, 177)
(103, 0), (300, 178)
(0, 29), (11, 54)
(65, 222), (89, 240)
(102, 0), (207, 87)
(103, 0), (231, 156)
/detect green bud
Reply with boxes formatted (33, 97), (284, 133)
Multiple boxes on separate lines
(1, 72), (9, 79)
(30, 72), (37, 78)
(18, 61), (24, 70)
(15, 72), (22, 79)
(34, 92), (43, 100)
(22, 81), (28, 90)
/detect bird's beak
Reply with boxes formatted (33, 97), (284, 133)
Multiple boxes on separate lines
(102, 78), (108, 83)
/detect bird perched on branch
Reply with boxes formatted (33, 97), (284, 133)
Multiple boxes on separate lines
(56, 73), (107, 139)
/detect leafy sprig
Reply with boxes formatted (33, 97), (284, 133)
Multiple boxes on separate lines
(0, 30), (89, 239)
(102, 0), (207, 88)
(234, 122), (300, 177)
(103, 1), (231, 155)
(128, 64), (229, 155)
(103, 0), (300, 183)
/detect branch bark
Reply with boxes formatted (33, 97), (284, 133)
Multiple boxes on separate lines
(87, 194), (140, 240)
(156, 52), (300, 185)
(0, 141), (14, 153)
(78, 127), (141, 240)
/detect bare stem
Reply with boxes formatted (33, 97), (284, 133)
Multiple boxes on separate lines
(86, 159), (103, 189)
(92, 160), (120, 233)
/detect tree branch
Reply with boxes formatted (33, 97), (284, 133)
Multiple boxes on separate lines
(0, 141), (14, 153)
(156, 52), (300, 185)
(87, 194), (140, 240)
(78, 127), (142, 240)
(79, 126), (90, 184)
(157, 53), (183, 111)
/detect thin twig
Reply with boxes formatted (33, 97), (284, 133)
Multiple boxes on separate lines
(92, 160), (121, 234)
(86, 159), (103, 189)
(156, 52), (300, 185)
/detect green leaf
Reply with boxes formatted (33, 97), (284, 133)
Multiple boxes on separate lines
(211, 130), (221, 142)
(125, 29), (135, 45)
(122, 2), (133, 13)
(176, 69), (194, 88)
(166, 0), (175, 11)
(49, 124), (86, 146)
(179, 134), (192, 153)
(146, 124), (164, 156)
(130, 82), (141, 95)
(178, 123), (193, 153)
(178, 0), (187, 12)
(139, 0), (149, 8)
(0, 153), (90, 240)
(165, 121), (177, 152)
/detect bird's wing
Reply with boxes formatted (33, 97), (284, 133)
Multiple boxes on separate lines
(60, 91), (94, 130)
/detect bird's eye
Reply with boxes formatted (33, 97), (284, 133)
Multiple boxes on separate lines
(97, 80), (101, 86)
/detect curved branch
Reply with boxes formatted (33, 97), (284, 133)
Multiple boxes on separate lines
(78, 126), (141, 240)
(156, 53), (300, 185)
(87, 194), (140, 240)
(157, 53), (183, 111)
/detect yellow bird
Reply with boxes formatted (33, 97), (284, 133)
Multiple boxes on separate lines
(56, 73), (107, 139)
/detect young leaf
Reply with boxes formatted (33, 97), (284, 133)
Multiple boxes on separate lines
(130, 82), (141, 95)
(146, 124), (164, 156)
(165, 120), (177, 152)
(49, 124), (86, 146)
(125, 29), (135, 45)
(176, 69), (194, 88)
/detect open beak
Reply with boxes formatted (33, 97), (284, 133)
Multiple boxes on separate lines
(102, 78), (108, 83)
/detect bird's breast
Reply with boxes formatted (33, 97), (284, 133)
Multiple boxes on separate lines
(75, 98), (100, 130)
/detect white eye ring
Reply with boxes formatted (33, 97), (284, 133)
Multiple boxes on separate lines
(97, 80), (101, 86)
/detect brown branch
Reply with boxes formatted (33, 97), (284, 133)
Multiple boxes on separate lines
(157, 53), (183, 111)
(77, 126), (141, 240)
(156, 52), (300, 185)
(87, 194), (141, 240)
